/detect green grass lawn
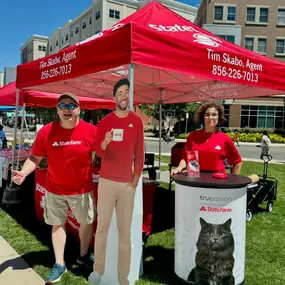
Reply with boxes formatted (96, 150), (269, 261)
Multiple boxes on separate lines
(0, 160), (284, 285)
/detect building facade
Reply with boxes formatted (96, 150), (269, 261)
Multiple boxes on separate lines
(20, 35), (49, 64)
(197, 0), (285, 129)
(47, 0), (197, 55)
(0, 72), (4, 87)
(3, 67), (16, 86)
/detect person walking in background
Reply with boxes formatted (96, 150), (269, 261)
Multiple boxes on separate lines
(0, 125), (7, 149)
(88, 78), (144, 285)
(233, 129), (240, 147)
(260, 130), (271, 159)
(12, 93), (97, 284)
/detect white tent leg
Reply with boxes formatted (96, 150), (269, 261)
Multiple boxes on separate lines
(16, 103), (26, 170)
(157, 102), (162, 181)
(157, 88), (165, 181)
(128, 64), (134, 111)
(11, 89), (20, 185)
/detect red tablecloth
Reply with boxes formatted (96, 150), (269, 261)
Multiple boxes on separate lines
(35, 168), (158, 246)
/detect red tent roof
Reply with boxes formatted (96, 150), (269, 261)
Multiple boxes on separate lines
(0, 82), (115, 109)
(16, 1), (285, 103)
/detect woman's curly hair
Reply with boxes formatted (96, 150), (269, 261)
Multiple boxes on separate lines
(195, 100), (227, 126)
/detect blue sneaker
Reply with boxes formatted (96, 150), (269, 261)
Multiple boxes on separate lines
(45, 263), (67, 284)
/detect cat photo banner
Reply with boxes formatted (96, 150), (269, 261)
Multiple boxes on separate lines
(174, 182), (247, 285)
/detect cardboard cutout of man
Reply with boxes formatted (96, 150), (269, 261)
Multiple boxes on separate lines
(88, 78), (144, 285)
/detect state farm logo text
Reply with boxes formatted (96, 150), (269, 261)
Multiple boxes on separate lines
(52, 140), (82, 147)
(36, 183), (46, 194)
(200, 206), (232, 213)
(200, 195), (232, 203)
(148, 24), (221, 47)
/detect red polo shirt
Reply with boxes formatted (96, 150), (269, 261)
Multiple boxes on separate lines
(32, 120), (97, 195)
(183, 129), (242, 172)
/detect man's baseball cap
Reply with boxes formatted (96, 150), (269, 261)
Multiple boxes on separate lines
(57, 93), (80, 106)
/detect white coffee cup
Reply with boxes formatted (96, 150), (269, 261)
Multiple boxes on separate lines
(112, 129), (124, 141)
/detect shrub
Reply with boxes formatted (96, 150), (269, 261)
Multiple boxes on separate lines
(176, 130), (285, 143)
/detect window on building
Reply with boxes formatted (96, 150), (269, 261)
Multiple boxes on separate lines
(278, 9), (285, 25)
(96, 11), (100, 20)
(50, 46), (52, 52)
(276, 39), (285, 54)
(247, 7), (256, 22)
(240, 105), (285, 129)
(82, 20), (87, 30)
(214, 6), (223, 21)
(89, 16), (92, 25)
(65, 34), (69, 41)
(259, 8), (268, 23)
(38, 45), (46, 52)
(218, 35), (235, 44)
(62, 37), (64, 44)
(223, 105), (230, 127)
(56, 40), (58, 46)
(109, 9), (120, 20)
(257, 38), (267, 54)
(71, 30), (74, 38)
(245, 38), (254, 51)
(75, 26), (79, 34)
(227, 6), (236, 21)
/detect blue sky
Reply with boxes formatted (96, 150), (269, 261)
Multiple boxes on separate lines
(0, 0), (200, 71)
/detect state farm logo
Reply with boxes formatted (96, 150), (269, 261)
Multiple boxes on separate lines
(52, 140), (82, 147)
(200, 195), (232, 203)
(36, 183), (46, 194)
(200, 206), (232, 213)
(111, 66), (129, 77)
(193, 34), (220, 47)
(148, 24), (221, 48)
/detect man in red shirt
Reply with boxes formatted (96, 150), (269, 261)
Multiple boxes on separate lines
(88, 78), (144, 285)
(12, 93), (97, 284)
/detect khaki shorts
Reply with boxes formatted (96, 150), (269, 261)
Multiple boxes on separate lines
(43, 191), (96, 225)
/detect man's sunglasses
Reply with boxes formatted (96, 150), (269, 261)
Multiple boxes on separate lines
(58, 103), (78, 110)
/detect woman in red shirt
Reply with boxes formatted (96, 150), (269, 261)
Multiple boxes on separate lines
(171, 100), (242, 175)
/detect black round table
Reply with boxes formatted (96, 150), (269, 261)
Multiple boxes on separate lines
(172, 172), (251, 285)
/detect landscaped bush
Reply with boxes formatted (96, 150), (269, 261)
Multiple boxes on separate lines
(227, 132), (285, 143)
(175, 131), (285, 143)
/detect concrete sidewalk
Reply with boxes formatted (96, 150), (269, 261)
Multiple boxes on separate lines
(144, 136), (285, 148)
(0, 236), (44, 285)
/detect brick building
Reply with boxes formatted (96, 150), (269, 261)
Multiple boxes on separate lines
(196, 0), (285, 129)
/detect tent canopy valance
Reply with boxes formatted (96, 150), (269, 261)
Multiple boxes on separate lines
(0, 82), (116, 110)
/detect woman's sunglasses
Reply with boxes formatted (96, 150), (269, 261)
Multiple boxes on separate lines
(58, 103), (78, 110)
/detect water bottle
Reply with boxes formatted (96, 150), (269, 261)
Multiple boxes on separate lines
(0, 139), (2, 150)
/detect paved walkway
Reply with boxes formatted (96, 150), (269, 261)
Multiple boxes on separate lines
(0, 236), (44, 285)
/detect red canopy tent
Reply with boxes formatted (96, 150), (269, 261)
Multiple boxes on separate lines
(14, 1), (285, 172)
(16, 1), (285, 104)
(0, 82), (115, 110)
